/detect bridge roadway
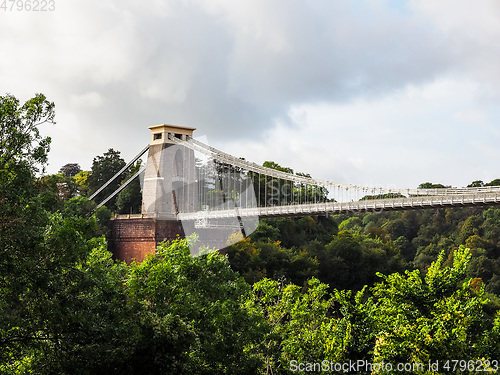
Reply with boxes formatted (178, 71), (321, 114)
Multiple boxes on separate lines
(177, 192), (500, 221)
(99, 137), (500, 218)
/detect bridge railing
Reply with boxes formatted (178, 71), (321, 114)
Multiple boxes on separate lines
(168, 134), (500, 205)
(178, 191), (500, 221)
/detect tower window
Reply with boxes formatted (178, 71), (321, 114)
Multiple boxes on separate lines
(154, 133), (162, 140)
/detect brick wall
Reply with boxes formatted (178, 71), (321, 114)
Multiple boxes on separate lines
(109, 217), (185, 263)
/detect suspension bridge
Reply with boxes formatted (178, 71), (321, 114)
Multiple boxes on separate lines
(94, 124), (500, 262)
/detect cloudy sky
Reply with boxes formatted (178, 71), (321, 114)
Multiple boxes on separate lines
(2, 0), (500, 189)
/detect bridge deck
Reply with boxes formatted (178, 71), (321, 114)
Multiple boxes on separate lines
(177, 192), (500, 220)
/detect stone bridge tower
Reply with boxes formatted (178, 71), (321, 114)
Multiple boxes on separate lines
(110, 124), (197, 263)
(142, 124), (197, 217)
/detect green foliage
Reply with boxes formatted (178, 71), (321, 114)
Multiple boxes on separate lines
(252, 278), (334, 371)
(22, 239), (132, 374)
(58, 163), (81, 177)
(418, 182), (451, 189)
(468, 180), (484, 187)
(124, 239), (265, 374)
(2, 172), (264, 372)
(0, 94), (130, 373)
(262, 161), (294, 174)
(37, 173), (80, 212)
(250, 221), (281, 243)
(0, 209), (131, 373)
(249, 278), (375, 373)
(88, 148), (127, 210)
(61, 196), (111, 237)
(371, 246), (496, 370)
(242, 206), (500, 294)
(1, 97), (56, 370)
(227, 217), (339, 287)
(115, 160), (143, 214)
(485, 178), (500, 186)
(62, 195), (96, 218)
(249, 247), (498, 374)
(458, 215), (483, 245)
(360, 192), (405, 200)
(74, 170), (90, 196)
(0, 93), (54, 173)
(228, 215), (410, 291)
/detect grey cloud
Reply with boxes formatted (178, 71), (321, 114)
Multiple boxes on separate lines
(3, 0), (500, 177)
(59, 0), (459, 141)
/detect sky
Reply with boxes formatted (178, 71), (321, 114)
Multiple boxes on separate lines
(2, 0), (500, 190)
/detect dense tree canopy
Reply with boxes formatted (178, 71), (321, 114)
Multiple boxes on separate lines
(249, 246), (500, 374)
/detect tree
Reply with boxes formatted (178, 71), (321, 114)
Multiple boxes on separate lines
(457, 215), (482, 245)
(371, 246), (498, 369)
(58, 163), (81, 177)
(0, 93), (55, 304)
(74, 170), (90, 196)
(115, 160), (143, 214)
(468, 180), (484, 187)
(37, 173), (79, 211)
(0, 93), (54, 173)
(418, 182), (450, 189)
(88, 148), (126, 210)
(0, 94), (130, 373)
(124, 238), (265, 374)
(3, 219), (133, 374)
(485, 179), (500, 186)
(250, 221), (281, 243)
